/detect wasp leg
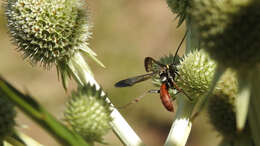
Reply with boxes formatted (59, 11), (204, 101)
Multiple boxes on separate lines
(118, 89), (159, 109)
(170, 91), (180, 102)
(172, 82), (193, 101)
(148, 89), (160, 94)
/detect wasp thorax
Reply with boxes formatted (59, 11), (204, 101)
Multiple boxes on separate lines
(5, 0), (91, 67)
(191, 0), (260, 69)
(152, 54), (178, 87)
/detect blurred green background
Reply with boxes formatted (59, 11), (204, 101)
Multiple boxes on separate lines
(0, 0), (221, 146)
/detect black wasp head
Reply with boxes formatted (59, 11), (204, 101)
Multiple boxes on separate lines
(169, 64), (178, 79)
(159, 71), (168, 83)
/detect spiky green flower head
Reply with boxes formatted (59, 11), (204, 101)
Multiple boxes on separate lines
(208, 70), (238, 140)
(5, 0), (94, 67)
(64, 84), (112, 143)
(0, 97), (16, 141)
(176, 49), (216, 100)
(190, 0), (260, 70)
(166, 0), (190, 26)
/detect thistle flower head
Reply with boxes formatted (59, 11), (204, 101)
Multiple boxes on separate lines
(5, 0), (92, 67)
(191, 0), (260, 69)
(64, 84), (112, 143)
(176, 49), (216, 100)
(0, 96), (16, 140)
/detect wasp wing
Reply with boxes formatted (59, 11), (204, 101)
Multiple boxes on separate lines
(144, 57), (166, 72)
(115, 73), (155, 87)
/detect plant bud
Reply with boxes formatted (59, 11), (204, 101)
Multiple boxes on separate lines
(64, 84), (112, 143)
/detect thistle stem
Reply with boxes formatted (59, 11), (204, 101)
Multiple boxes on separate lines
(67, 52), (145, 146)
(186, 16), (200, 53)
(164, 96), (195, 146)
(164, 17), (200, 146)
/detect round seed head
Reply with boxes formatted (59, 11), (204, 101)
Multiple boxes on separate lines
(5, 0), (92, 67)
(64, 84), (112, 143)
(176, 49), (216, 100)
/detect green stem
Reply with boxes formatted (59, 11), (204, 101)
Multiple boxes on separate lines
(164, 95), (195, 146)
(164, 16), (201, 146)
(0, 77), (89, 146)
(186, 16), (200, 53)
(67, 52), (145, 146)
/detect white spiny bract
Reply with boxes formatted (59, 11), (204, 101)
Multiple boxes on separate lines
(64, 84), (112, 143)
(176, 50), (216, 100)
(5, 0), (92, 67)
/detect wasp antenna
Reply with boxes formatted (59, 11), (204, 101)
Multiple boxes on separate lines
(173, 31), (188, 64)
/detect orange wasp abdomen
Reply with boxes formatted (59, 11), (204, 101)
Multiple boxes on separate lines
(160, 83), (174, 112)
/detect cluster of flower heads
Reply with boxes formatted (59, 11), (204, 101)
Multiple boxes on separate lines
(3, 0), (260, 145)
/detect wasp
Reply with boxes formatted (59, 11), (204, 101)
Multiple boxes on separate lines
(115, 32), (191, 112)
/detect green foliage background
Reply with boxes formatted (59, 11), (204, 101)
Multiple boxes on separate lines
(0, 0), (219, 146)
